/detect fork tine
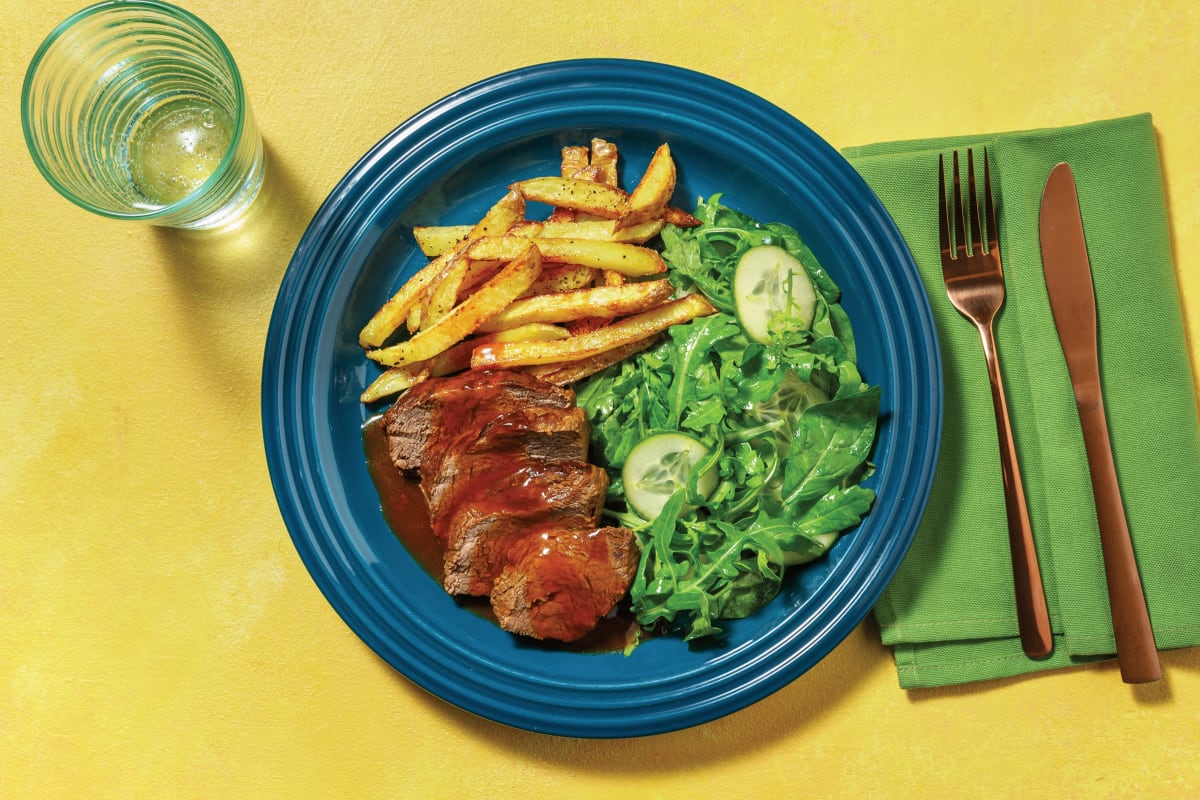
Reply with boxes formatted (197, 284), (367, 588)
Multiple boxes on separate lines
(938, 153), (950, 256)
(951, 151), (967, 259)
(983, 146), (1000, 261)
(966, 148), (982, 257)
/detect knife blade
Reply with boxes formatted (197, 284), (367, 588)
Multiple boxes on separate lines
(1038, 162), (1161, 683)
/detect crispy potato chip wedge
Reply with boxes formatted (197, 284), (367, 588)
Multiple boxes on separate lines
(618, 143), (675, 230)
(367, 243), (542, 367)
(467, 235), (665, 276)
(471, 293), (716, 368)
(478, 279), (673, 333)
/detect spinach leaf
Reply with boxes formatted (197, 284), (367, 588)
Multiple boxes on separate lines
(780, 386), (881, 508)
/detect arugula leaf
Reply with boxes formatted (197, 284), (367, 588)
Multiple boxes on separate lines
(665, 314), (741, 430)
(578, 196), (881, 641)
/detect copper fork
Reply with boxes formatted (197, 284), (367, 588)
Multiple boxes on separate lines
(939, 148), (1053, 659)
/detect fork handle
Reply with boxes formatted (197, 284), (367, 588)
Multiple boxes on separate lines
(977, 320), (1054, 659)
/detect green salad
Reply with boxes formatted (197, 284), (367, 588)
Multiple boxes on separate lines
(575, 196), (881, 641)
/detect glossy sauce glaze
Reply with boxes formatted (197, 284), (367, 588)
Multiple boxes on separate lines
(361, 414), (640, 653)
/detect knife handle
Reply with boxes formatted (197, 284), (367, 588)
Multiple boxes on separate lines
(1075, 390), (1162, 683)
(978, 322), (1054, 659)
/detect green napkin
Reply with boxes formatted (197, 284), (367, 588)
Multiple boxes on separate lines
(842, 113), (1200, 688)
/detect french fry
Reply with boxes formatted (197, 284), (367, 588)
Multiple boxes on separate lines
(528, 336), (659, 386)
(517, 174), (699, 230)
(359, 189), (526, 348)
(552, 143), (613, 219)
(367, 243), (543, 368)
(453, 259), (506, 301)
(420, 250), (473, 329)
(547, 146), (591, 223)
(538, 218), (664, 244)
(503, 219), (545, 239)
(663, 205), (702, 228)
(618, 143), (676, 230)
(572, 165), (605, 183)
(413, 224), (472, 256)
(487, 322), (572, 342)
(416, 222), (526, 252)
(467, 235), (666, 277)
(432, 322), (571, 376)
(560, 145), (590, 178)
(411, 195), (535, 331)
(563, 316), (613, 336)
(360, 362), (434, 404)
(478, 280), (673, 333)
(590, 138), (619, 187)
(359, 243), (465, 348)
(473, 188), (527, 237)
(361, 323), (569, 403)
(515, 177), (627, 219)
(515, 221), (544, 239)
(363, 141), (707, 401)
(471, 293), (716, 368)
(524, 264), (598, 296)
(607, 219), (665, 244)
(418, 217), (665, 251)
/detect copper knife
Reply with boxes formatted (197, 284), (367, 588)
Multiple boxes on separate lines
(1038, 162), (1161, 683)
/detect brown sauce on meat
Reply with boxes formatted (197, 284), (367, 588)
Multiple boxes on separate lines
(362, 414), (640, 654)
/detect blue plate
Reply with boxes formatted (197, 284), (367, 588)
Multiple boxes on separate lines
(262, 59), (941, 738)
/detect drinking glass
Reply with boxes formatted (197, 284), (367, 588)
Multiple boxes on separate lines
(22, 1), (265, 230)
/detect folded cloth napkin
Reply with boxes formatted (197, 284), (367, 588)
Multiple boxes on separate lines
(842, 113), (1200, 688)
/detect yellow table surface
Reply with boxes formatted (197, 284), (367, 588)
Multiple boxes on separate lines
(5, 1), (1199, 797)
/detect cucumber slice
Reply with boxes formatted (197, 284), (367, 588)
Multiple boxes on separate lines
(752, 369), (829, 455)
(622, 432), (718, 520)
(780, 532), (839, 565)
(732, 245), (818, 343)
